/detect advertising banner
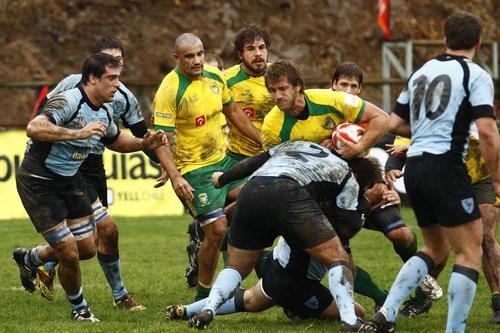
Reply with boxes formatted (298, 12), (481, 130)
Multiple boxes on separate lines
(0, 130), (184, 220)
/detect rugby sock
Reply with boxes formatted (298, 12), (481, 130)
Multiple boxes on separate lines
(97, 252), (127, 301)
(328, 263), (357, 325)
(185, 297), (239, 317)
(382, 252), (434, 322)
(353, 265), (387, 306)
(67, 286), (87, 310)
(222, 251), (229, 267)
(393, 231), (417, 262)
(196, 285), (211, 301)
(446, 265), (478, 333)
(26, 246), (44, 268)
(254, 250), (272, 279)
(202, 267), (242, 315)
(43, 260), (58, 271)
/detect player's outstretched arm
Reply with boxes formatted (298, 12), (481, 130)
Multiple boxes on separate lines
(215, 151), (271, 187)
(223, 102), (262, 145)
(27, 115), (107, 142)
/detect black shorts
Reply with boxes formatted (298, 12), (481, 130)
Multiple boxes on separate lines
(404, 155), (480, 228)
(229, 177), (337, 250)
(261, 257), (332, 319)
(79, 153), (107, 206)
(472, 177), (496, 205)
(16, 166), (93, 233)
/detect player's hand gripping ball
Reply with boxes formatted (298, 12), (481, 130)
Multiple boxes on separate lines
(331, 122), (365, 150)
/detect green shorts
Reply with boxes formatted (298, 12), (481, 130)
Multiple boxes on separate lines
(472, 177), (496, 204)
(184, 154), (247, 224)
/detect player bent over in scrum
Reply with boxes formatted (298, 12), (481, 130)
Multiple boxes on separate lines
(184, 140), (381, 331)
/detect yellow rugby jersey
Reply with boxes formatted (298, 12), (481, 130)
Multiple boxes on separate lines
(224, 63), (275, 156)
(465, 136), (489, 184)
(153, 64), (233, 175)
(261, 89), (366, 150)
(393, 136), (411, 146)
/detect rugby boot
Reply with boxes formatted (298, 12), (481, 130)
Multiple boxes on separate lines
(187, 309), (214, 329)
(12, 248), (37, 293)
(37, 265), (56, 301)
(114, 293), (147, 311)
(418, 274), (443, 300)
(166, 304), (187, 320)
(398, 297), (432, 318)
(369, 310), (395, 333)
(71, 306), (100, 323)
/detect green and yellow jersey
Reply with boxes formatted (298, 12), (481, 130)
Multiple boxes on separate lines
(261, 89), (366, 150)
(153, 64), (233, 175)
(465, 135), (489, 184)
(223, 63), (275, 156)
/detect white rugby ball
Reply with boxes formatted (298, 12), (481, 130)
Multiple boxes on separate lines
(332, 122), (365, 150)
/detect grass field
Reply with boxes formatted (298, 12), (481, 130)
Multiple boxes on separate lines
(0, 208), (497, 332)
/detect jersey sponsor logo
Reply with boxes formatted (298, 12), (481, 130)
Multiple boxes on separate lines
(195, 115), (206, 127)
(304, 296), (319, 310)
(72, 149), (89, 160)
(461, 197), (474, 214)
(343, 93), (359, 107)
(198, 192), (208, 206)
(243, 108), (255, 118)
(155, 112), (173, 119)
(209, 83), (220, 95)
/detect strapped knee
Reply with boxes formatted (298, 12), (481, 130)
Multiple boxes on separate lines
(370, 204), (405, 234)
(92, 200), (109, 225)
(43, 222), (74, 245)
(68, 217), (96, 241)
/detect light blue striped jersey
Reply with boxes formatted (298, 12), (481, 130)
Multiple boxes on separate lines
(394, 53), (494, 160)
(251, 141), (360, 210)
(47, 74), (143, 154)
(23, 86), (119, 177)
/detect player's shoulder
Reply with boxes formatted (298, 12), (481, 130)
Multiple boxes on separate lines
(223, 64), (241, 80)
(202, 64), (225, 84)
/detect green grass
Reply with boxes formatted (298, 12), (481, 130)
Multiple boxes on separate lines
(0, 208), (497, 332)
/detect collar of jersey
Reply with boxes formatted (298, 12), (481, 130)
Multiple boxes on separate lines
(78, 85), (102, 111)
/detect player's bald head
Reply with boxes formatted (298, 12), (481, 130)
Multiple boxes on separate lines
(174, 33), (203, 53)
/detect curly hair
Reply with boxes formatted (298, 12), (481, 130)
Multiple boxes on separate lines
(233, 24), (271, 55)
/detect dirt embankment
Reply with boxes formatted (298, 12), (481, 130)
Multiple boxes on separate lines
(0, 0), (498, 127)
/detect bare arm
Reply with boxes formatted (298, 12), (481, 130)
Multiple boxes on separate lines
(27, 115), (107, 141)
(388, 112), (411, 138)
(106, 129), (166, 153)
(223, 102), (262, 145)
(154, 132), (195, 201)
(335, 101), (388, 159)
(476, 117), (500, 198)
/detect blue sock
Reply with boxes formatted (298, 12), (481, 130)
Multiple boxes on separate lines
(97, 252), (127, 301)
(26, 246), (44, 268)
(446, 266), (478, 333)
(216, 297), (237, 315)
(186, 299), (207, 318)
(202, 267), (242, 315)
(67, 286), (87, 310)
(383, 253), (433, 321)
(43, 261), (58, 271)
(185, 297), (237, 318)
(328, 264), (357, 325)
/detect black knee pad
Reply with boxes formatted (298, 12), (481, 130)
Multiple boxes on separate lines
(369, 204), (405, 234)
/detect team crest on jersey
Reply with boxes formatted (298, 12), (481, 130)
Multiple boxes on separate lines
(198, 193), (209, 206)
(461, 197), (474, 214)
(322, 117), (335, 130)
(195, 115), (206, 127)
(304, 296), (319, 310)
(209, 83), (219, 95)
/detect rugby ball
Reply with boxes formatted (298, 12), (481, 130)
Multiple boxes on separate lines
(332, 122), (364, 150)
